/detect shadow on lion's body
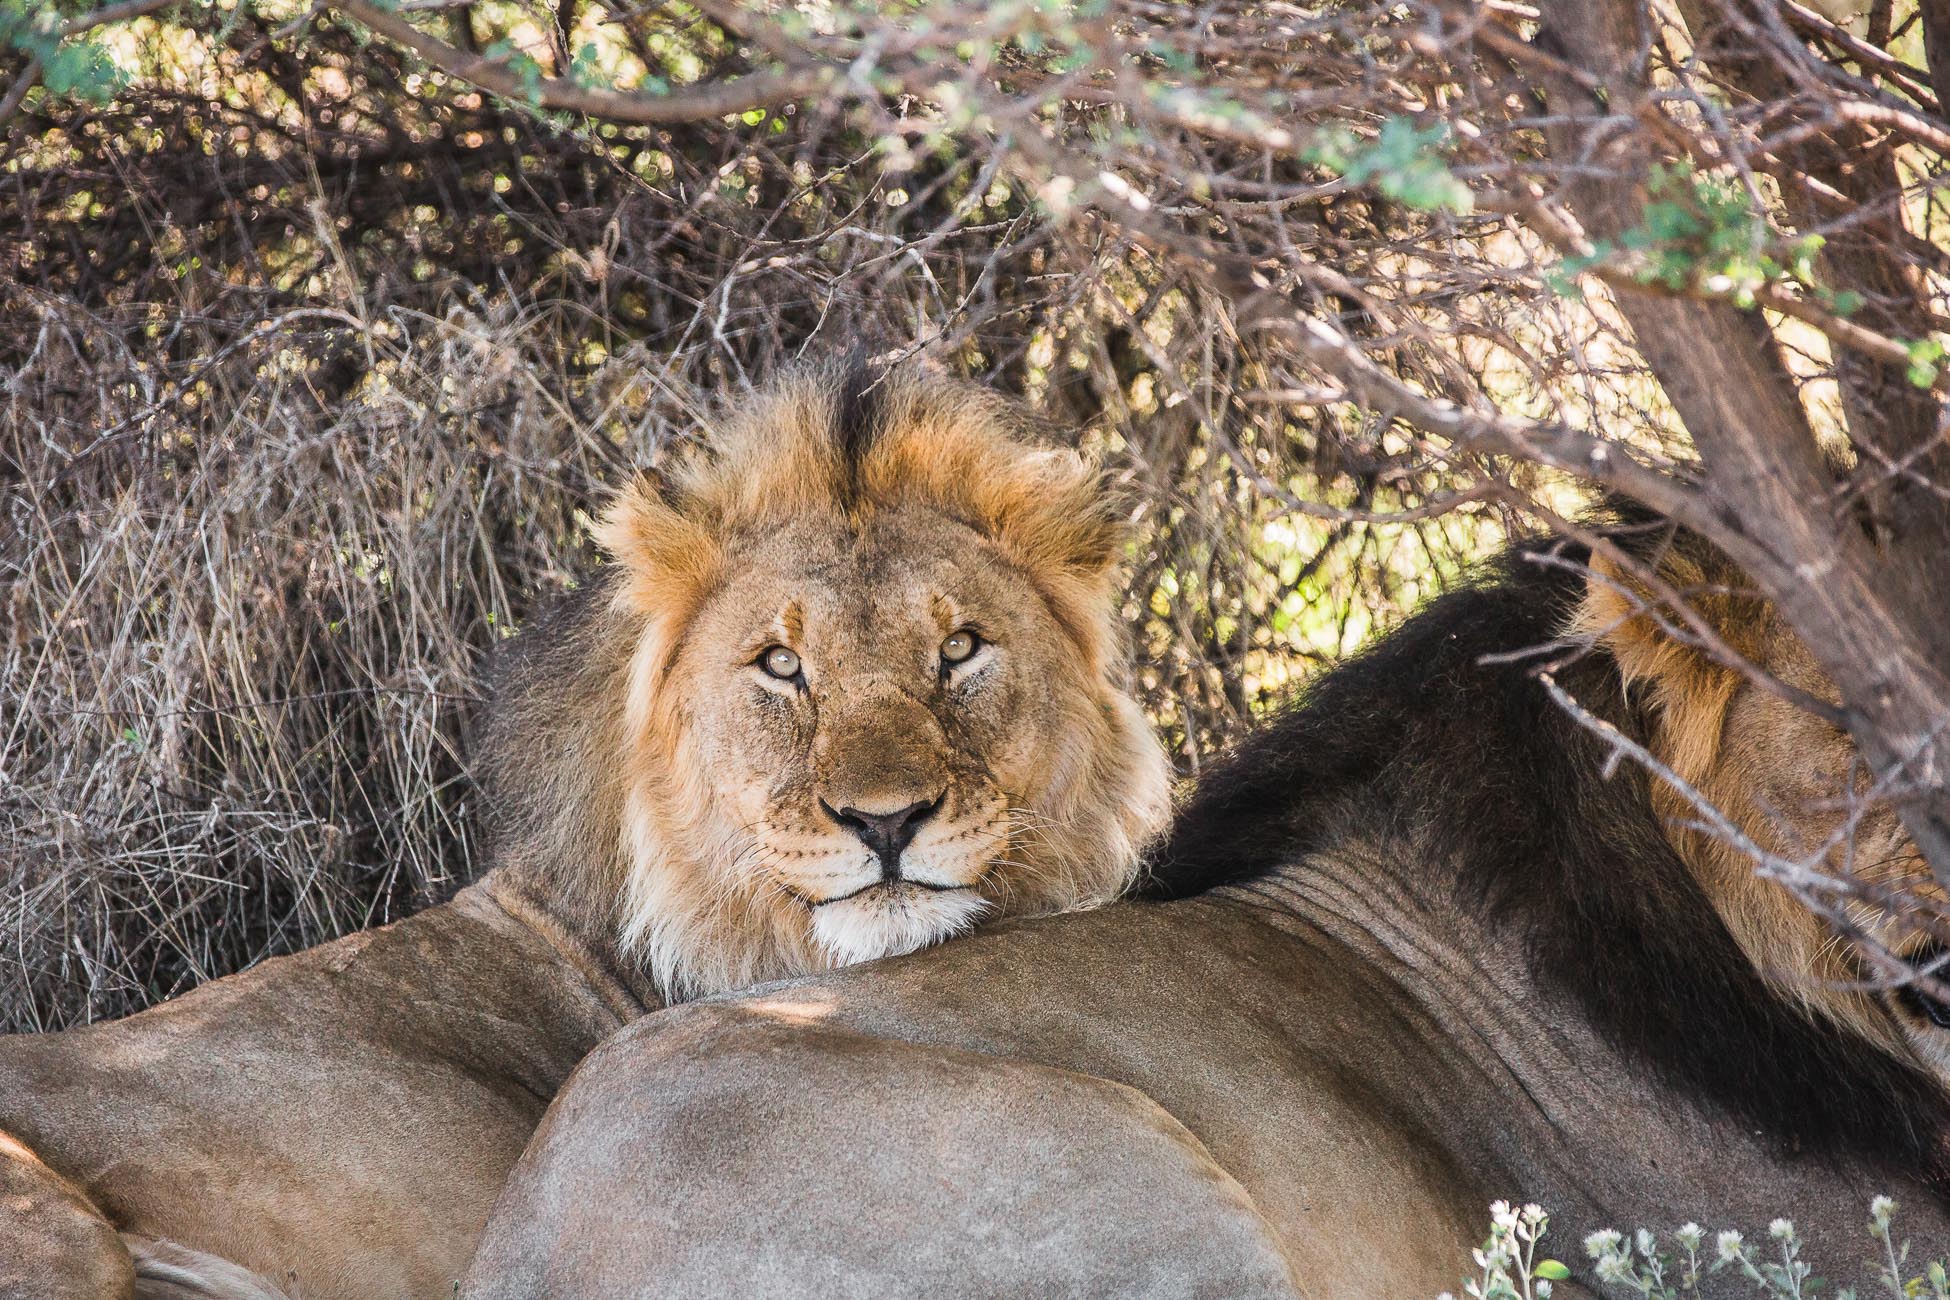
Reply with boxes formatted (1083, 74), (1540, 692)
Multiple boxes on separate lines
(465, 525), (1950, 1299)
(0, 367), (1168, 1299)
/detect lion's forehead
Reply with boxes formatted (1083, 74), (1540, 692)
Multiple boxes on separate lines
(700, 515), (1051, 657)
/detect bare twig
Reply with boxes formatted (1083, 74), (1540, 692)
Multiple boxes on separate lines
(333, 0), (840, 123)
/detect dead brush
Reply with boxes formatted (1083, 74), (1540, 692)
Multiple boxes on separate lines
(0, 294), (675, 1031)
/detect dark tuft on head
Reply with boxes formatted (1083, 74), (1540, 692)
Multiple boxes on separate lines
(832, 356), (885, 498)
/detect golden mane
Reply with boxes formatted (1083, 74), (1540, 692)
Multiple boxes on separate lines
(1573, 540), (1925, 1068)
(594, 371), (1130, 677)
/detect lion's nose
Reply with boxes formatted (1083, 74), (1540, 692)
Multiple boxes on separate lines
(820, 796), (942, 878)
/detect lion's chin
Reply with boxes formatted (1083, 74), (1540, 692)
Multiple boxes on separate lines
(808, 884), (994, 967)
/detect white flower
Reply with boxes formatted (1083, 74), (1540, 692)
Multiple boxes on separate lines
(1595, 1254), (1635, 1285)
(1536, 1281), (1553, 1298)
(1675, 1223), (1704, 1252)
(1583, 1229), (1624, 1257)
(1716, 1230), (1745, 1263)
(1768, 1218), (1795, 1242)
(1635, 1228), (1657, 1258)
(1870, 1195), (1897, 1226)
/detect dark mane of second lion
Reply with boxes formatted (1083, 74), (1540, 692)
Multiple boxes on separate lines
(1145, 529), (1950, 1192)
(473, 565), (635, 913)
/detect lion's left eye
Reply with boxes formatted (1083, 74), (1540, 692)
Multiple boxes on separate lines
(941, 629), (981, 666)
(760, 646), (802, 680)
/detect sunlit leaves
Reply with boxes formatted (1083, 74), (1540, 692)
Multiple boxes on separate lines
(0, 0), (137, 103)
(1306, 117), (1475, 216)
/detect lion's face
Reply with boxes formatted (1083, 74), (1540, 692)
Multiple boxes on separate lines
(591, 369), (1173, 999)
(675, 505), (1104, 966)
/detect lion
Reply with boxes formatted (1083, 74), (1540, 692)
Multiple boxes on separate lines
(462, 514), (1950, 1300)
(0, 364), (1172, 1300)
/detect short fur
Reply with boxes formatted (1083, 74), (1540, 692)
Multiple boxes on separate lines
(480, 362), (1172, 999)
(464, 512), (1950, 1300)
(1146, 522), (1950, 1189)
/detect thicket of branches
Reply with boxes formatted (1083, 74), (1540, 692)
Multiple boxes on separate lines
(2, 0), (1946, 1031)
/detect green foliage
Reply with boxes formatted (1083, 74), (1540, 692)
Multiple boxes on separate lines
(569, 41), (603, 89)
(1306, 116), (1474, 215)
(480, 40), (545, 104)
(1448, 1197), (1950, 1299)
(0, 0), (136, 103)
(1903, 338), (1945, 390)
(1548, 162), (1860, 318)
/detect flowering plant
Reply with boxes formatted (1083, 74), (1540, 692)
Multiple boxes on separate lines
(1444, 1197), (1950, 1299)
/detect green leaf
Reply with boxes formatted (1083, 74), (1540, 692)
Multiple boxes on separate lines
(41, 37), (126, 102)
(1534, 1260), (1572, 1281)
(1905, 338), (1944, 388)
(570, 41), (602, 88)
(1303, 116), (1472, 215)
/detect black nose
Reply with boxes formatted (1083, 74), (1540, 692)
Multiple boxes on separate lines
(821, 797), (941, 877)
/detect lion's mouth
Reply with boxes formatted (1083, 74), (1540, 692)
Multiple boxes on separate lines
(805, 877), (996, 966)
(811, 877), (972, 907)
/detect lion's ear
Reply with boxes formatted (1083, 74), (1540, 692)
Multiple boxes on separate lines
(991, 449), (1128, 581)
(595, 475), (721, 618)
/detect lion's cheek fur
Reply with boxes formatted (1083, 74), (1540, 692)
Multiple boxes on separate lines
(986, 686), (1172, 920)
(616, 632), (805, 1000)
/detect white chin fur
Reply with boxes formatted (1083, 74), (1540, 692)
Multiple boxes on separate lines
(809, 885), (994, 966)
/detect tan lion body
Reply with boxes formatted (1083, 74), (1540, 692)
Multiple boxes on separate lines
(467, 525), (1950, 1298)
(0, 878), (638, 1298)
(0, 368), (1168, 1298)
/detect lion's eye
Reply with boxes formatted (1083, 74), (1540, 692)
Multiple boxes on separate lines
(760, 646), (802, 680)
(941, 630), (980, 666)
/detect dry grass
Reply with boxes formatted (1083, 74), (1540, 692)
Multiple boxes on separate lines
(0, 270), (1514, 1031)
(1, 294), (651, 1031)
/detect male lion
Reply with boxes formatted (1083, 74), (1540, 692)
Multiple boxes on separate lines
(0, 365), (1171, 1300)
(463, 515), (1950, 1299)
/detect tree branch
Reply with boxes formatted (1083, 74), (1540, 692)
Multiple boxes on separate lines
(0, 58), (41, 132)
(62, 0), (178, 38)
(1536, 0), (1950, 887)
(1921, 0), (1950, 125)
(332, 0), (839, 123)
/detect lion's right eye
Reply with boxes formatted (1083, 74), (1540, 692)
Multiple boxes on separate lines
(760, 646), (802, 681)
